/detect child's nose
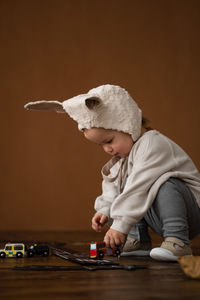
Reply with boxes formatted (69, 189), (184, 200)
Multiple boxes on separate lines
(103, 144), (113, 154)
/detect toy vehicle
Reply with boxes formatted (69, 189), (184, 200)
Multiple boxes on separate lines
(27, 244), (50, 257)
(0, 243), (25, 258)
(90, 242), (121, 259)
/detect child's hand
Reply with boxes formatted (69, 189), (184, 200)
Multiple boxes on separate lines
(104, 228), (127, 249)
(91, 213), (108, 232)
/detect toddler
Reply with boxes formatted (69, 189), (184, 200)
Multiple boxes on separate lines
(25, 84), (200, 261)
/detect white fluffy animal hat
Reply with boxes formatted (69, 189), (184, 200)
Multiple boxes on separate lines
(24, 84), (142, 141)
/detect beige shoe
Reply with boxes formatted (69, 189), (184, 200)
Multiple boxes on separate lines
(150, 237), (193, 262)
(121, 237), (152, 256)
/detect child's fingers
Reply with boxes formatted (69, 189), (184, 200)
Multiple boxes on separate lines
(114, 237), (121, 247)
(104, 234), (110, 248)
(109, 238), (116, 249)
(104, 232), (115, 249)
(92, 215), (100, 226)
(100, 214), (108, 225)
(104, 229), (126, 249)
(91, 223), (97, 231)
(91, 217), (98, 230)
(92, 214), (100, 222)
(105, 236), (121, 248)
(121, 235), (127, 247)
(92, 218), (102, 232)
(91, 213), (108, 232)
(91, 221), (99, 231)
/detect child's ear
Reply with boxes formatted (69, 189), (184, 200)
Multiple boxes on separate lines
(85, 97), (101, 109)
(24, 100), (65, 113)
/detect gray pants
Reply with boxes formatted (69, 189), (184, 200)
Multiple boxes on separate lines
(129, 178), (200, 244)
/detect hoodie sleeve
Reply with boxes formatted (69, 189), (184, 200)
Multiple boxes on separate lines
(110, 131), (178, 234)
(94, 180), (119, 217)
(94, 162), (121, 217)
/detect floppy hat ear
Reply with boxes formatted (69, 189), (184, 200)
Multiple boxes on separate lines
(85, 97), (101, 109)
(24, 100), (65, 113)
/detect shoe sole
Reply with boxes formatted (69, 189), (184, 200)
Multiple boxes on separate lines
(150, 248), (193, 262)
(150, 248), (178, 261)
(121, 250), (151, 257)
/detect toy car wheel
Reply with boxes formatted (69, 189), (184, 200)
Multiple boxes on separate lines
(0, 252), (6, 258)
(115, 249), (121, 256)
(16, 252), (23, 258)
(27, 251), (34, 257)
(98, 251), (104, 259)
(43, 251), (49, 257)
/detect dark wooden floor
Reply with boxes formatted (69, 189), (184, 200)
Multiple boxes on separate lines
(0, 230), (200, 300)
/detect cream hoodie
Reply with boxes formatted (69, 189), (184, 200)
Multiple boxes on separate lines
(94, 130), (200, 235)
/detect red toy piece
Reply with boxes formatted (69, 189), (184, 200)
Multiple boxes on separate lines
(90, 242), (121, 259)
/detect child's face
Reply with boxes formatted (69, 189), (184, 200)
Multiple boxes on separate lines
(84, 128), (134, 158)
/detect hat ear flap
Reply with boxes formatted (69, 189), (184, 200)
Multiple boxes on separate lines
(85, 97), (101, 110)
(24, 100), (65, 113)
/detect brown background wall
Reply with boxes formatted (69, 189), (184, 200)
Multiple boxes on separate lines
(0, 0), (200, 231)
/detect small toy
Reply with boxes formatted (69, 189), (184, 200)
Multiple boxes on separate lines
(90, 242), (121, 259)
(27, 244), (50, 257)
(0, 243), (25, 258)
